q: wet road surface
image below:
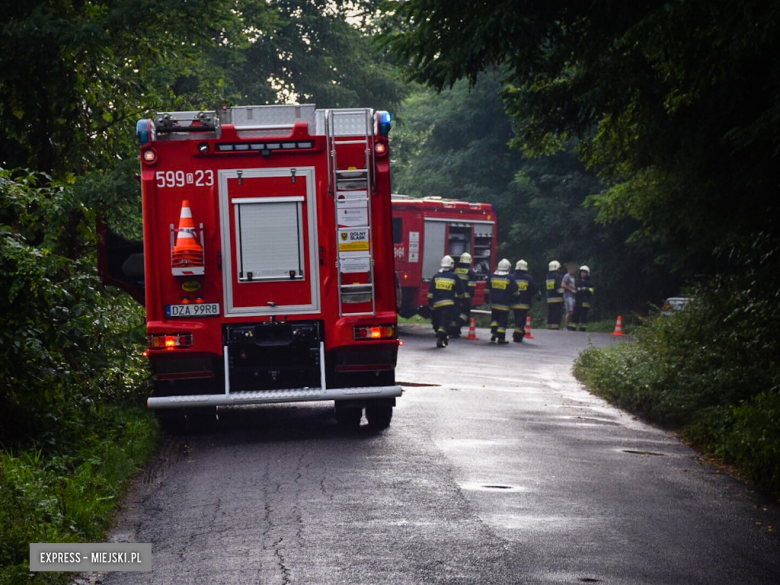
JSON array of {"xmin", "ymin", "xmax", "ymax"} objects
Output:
[{"xmin": 100, "ymin": 325, "xmax": 780, "ymax": 584}]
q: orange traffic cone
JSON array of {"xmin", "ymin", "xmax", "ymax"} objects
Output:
[
  {"xmin": 612, "ymin": 315, "xmax": 625, "ymax": 337},
  {"xmin": 524, "ymin": 316, "xmax": 535, "ymax": 339},
  {"xmin": 466, "ymin": 317, "xmax": 479, "ymax": 340},
  {"xmin": 172, "ymin": 200, "xmax": 203, "ymax": 268}
]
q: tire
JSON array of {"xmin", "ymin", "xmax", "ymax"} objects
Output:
[
  {"xmin": 365, "ymin": 403, "xmax": 393, "ymax": 430},
  {"xmin": 335, "ymin": 403, "xmax": 362, "ymax": 429}
]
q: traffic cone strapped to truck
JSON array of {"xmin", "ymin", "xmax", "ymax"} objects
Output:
[
  {"xmin": 116, "ymin": 104, "xmax": 402, "ymax": 428},
  {"xmin": 171, "ymin": 200, "xmax": 205, "ymax": 276}
]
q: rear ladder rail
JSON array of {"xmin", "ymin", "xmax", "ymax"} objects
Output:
[{"xmin": 326, "ymin": 109, "xmax": 377, "ymax": 318}]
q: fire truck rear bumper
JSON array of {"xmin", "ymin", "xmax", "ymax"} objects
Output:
[{"xmin": 147, "ymin": 385, "xmax": 403, "ymax": 409}]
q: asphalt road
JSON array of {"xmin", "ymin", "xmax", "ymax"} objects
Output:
[{"xmin": 97, "ymin": 325, "xmax": 780, "ymax": 585}]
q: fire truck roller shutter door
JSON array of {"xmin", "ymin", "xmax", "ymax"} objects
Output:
[{"xmin": 422, "ymin": 221, "xmax": 446, "ymax": 280}]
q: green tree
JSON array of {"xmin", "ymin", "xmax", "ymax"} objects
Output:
[
  {"xmin": 0, "ymin": 0, "xmax": 245, "ymax": 179},
  {"xmin": 381, "ymin": 0, "xmax": 780, "ymax": 274},
  {"xmin": 233, "ymin": 0, "xmax": 405, "ymax": 109},
  {"xmin": 393, "ymin": 75, "xmax": 677, "ymax": 312}
]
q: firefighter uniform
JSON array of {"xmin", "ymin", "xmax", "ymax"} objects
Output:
[
  {"xmin": 512, "ymin": 264, "xmax": 539, "ymax": 342},
  {"xmin": 451, "ymin": 256, "xmax": 478, "ymax": 337},
  {"xmin": 546, "ymin": 261, "xmax": 564, "ymax": 329},
  {"xmin": 574, "ymin": 268, "xmax": 594, "ymax": 331},
  {"xmin": 428, "ymin": 258, "xmax": 466, "ymax": 347},
  {"xmin": 486, "ymin": 260, "xmax": 518, "ymax": 344}
]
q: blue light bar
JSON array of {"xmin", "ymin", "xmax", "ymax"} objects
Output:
[
  {"xmin": 136, "ymin": 119, "xmax": 152, "ymax": 146},
  {"xmin": 378, "ymin": 111, "xmax": 392, "ymax": 137}
]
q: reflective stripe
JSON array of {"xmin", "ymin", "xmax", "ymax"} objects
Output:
[
  {"xmin": 491, "ymin": 304, "xmax": 509, "ymax": 311},
  {"xmin": 497, "ymin": 328, "xmax": 506, "ymax": 333},
  {"xmin": 547, "ymin": 298, "xmax": 564, "ymax": 303},
  {"xmin": 459, "ymin": 314, "xmax": 468, "ymax": 321},
  {"xmin": 433, "ymin": 299, "xmax": 455, "ymax": 308},
  {"xmin": 511, "ymin": 304, "xmax": 530, "ymax": 310}
]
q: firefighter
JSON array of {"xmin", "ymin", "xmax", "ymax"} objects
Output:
[
  {"xmin": 428, "ymin": 255, "xmax": 465, "ymax": 348},
  {"xmin": 511, "ymin": 259, "xmax": 540, "ymax": 342},
  {"xmin": 546, "ymin": 260, "xmax": 565, "ymax": 329},
  {"xmin": 451, "ymin": 252, "xmax": 478, "ymax": 337},
  {"xmin": 486, "ymin": 258, "xmax": 518, "ymax": 344},
  {"xmin": 573, "ymin": 265, "xmax": 594, "ymax": 331}
]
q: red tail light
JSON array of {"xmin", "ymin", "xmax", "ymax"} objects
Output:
[
  {"xmin": 353, "ymin": 325, "xmax": 397, "ymax": 341},
  {"xmin": 148, "ymin": 333, "xmax": 194, "ymax": 350}
]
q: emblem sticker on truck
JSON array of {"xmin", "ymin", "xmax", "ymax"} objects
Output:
[
  {"xmin": 338, "ymin": 228, "xmax": 370, "ymax": 252},
  {"xmin": 166, "ymin": 303, "xmax": 221, "ymax": 318}
]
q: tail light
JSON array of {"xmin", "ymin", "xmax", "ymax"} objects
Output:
[
  {"xmin": 353, "ymin": 325, "xmax": 397, "ymax": 341},
  {"xmin": 147, "ymin": 333, "xmax": 194, "ymax": 350}
]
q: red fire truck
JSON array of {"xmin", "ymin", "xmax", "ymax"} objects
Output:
[
  {"xmin": 99, "ymin": 105, "xmax": 401, "ymax": 428},
  {"xmin": 392, "ymin": 195, "xmax": 497, "ymax": 318}
]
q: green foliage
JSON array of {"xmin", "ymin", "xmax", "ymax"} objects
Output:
[
  {"xmin": 382, "ymin": 0, "xmax": 780, "ymax": 275},
  {"xmin": 235, "ymin": 0, "xmax": 406, "ymax": 109},
  {"xmin": 0, "ymin": 170, "xmax": 149, "ymax": 447},
  {"xmin": 0, "ymin": 406, "xmax": 159, "ymax": 584},
  {"xmin": 0, "ymin": 0, "xmax": 243, "ymax": 178},
  {"xmin": 574, "ymin": 275, "xmax": 780, "ymax": 495},
  {"xmin": 392, "ymin": 75, "xmax": 679, "ymax": 314}
]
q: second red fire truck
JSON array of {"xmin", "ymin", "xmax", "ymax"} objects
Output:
[
  {"xmin": 99, "ymin": 104, "xmax": 401, "ymax": 428},
  {"xmin": 391, "ymin": 195, "xmax": 497, "ymax": 318}
]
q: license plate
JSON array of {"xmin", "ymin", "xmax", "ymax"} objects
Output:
[{"xmin": 166, "ymin": 303, "xmax": 221, "ymax": 318}]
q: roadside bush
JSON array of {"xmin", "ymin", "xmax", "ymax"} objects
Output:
[
  {"xmin": 574, "ymin": 275, "xmax": 780, "ymax": 496},
  {"xmin": 0, "ymin": 406, "xmax": 158, "ymax": 585},
  {"xmin": 0, "ymin": 171, "xmax": 156, "ymax": 584},
  {"xmin": 0, "ymin": 170, "xmax": 149, "ymax": 447}
]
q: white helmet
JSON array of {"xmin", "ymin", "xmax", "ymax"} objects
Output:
[
  {"xmin": 460, "ymin": 252, "xmax": 472, "ymax": 264},
  {"xmin": 497, "ymin": 258, "xmax": 512, "ymax": 272},
  {"xmin": 515, "ymin": 259, "xmax": 528, "ymax": 271},
  {"xmin": 548, "ymin": 260, "xmax": 561, "ymax": 271},
  {"xmin": 579, "ymin": 265, "xmax": 590, "ymax": 274},
  {"xmin": 440, "ymin": 255, "xmax": 455, "ymax": 270}
]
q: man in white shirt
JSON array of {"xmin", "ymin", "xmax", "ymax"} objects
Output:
[{"xmin": 561, "ymin": 263, "xmax": 578, "ymax": 331}]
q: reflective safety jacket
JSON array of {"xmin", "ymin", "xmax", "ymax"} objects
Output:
[
  {"xmin": 427, "ymin": 269, "xmax": 466, "ymax": 309},
  {"xmin": 454, "ymin": 263, "xmax": 478, "ymax": 299},
  {"xmin": 576, "ymin": 275, "xmax": 594, "ymax": 309},
  {"xmin": 546, "ymin": 270, "xmax": 564, "ymax": 304},
  {"xmin": 512, "ymin": 270, "xmax": 539, "ymax": 310},
  {"xmin": 485, "ymin": 272, "xmax": 519, "ymax": 311}
]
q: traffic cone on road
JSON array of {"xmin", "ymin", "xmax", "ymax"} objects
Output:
[
  {"xmin": 172, "ymin": 200, "xmax": 203, "ymax": 268},
  {"xmin": 524, "ymin": 316, "xmax": 535, "ymax": 339},
  {"xmin": 612, "ymin": 315, "xmax": 625, "ymax": 337},
  {"xmin": 466, "ymin": 317, "xmax": 479, "ymax": 340}
]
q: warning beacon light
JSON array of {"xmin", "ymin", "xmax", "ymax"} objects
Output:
[{"xmin": 378, "ymin": 111, "xmax": 392, "ymax": 137}]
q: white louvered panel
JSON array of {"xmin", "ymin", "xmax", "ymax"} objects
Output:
[{"xmin": 234, "ymin": 200, "xmax": 305, "ymax": 280}]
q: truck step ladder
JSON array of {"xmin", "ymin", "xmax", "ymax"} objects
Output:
[{"xmin": 326, "ymin": 109, "xmax": 377, "ymax": 318}]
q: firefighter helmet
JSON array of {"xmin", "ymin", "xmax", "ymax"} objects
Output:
[
  {"xmin": 548, "ymin": 260, "xmax": 561, "ymax": 271},
  {"xmin": 440, "ymin": 255, "xmax": 455, "ymax": 270},
  {"xmin": 580, "ymin": 265, "xmax": 590, "ymax": 274},
  {"xmin": 515, "ymin": 259, "xmax": 528, "ymax": 271},
  {"xmin": 498, "ymin": 259, "xmax": 512, "ymax": 272},
  {"xmin": 460, "ymin": 252, "xmax": 472, "ymax": 264}
]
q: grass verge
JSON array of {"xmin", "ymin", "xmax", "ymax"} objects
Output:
[
  {"xmin": 0, "ymin": 405, "xmax": 159, "ymax": 585},
  {"xmin": 573, "ymin": 278, "xmax": 780, "ymax": 499}
]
